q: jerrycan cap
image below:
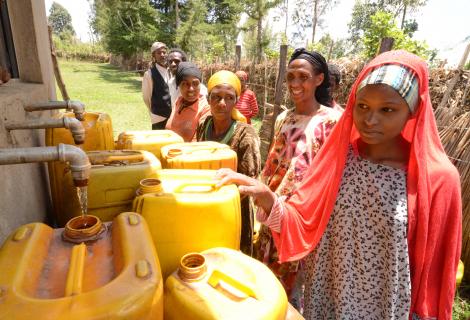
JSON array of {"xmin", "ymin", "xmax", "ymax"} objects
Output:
[
  {"xmin": 63, "ymin": 215, "xmax": 106, "ymax": 243},
  {"xmin": 167, "ymin": 148, "xmax": 183, "ymax": 158},
  {"xmin": 136, "ymin": 178, "xmax": 164, "ymax": 196},
  {"xmin": 178, "ymin": 253, "xmax": 207, "ymax": 282}
]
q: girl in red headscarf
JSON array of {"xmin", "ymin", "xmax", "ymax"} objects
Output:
[
  {"xmin": 216, "ymin": 50, "xmax": 462, "ymax": 319},
  {"xmin": 235, "ymin": 71, "xmax": 259, "ymax": 124}
]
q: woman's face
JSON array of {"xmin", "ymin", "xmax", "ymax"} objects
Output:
[
  {"xmin": 209, "ymin": 84, "xmax": 237, "ymax": 122},
  {"xmin": 286, "ymin": 59, "xmax": 324, "ymax": 106},
  {"xmin": 179, "ymin": 76, "xmax": 200, "ymax": 103},
  {"xmin": 353, "ymin": 84, "xmax": 411, "ymax": 145}
]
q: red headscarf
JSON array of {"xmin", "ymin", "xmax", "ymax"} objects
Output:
[{"xmin": 272, "ymin": 50, "xmax": 462, "ymax": 319}]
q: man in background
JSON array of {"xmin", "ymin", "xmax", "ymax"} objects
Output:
[{"xmin": 142, "ymin": 42, "xmax": 172, "ymax": 129}]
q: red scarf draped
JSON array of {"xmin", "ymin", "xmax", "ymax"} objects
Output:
[{"xmin": 272, "ymin": 50, "xmax": 462, "ymax": 319}]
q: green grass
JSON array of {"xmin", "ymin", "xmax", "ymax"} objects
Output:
[
  {"xmin": 57, "ymin": 60, "xmax": 470, "ymax": 317},
  {"xmin": 57, "ymin": 59, "xmax": 151, "ymax": 138}
]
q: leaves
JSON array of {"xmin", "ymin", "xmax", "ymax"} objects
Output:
[{"xmin": 48, "ymin": 2, "xmax": 76, "ymax": 40}]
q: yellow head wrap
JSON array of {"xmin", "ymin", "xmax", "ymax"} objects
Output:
[
  {"xmin": 207, "ymin": 70, "xmax": 246, "ymax": 123},
  {"xmin": 207, "ymin": 70, "xmax": 241, "ymax": 97}
]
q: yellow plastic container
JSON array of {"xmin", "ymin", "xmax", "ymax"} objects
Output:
[
  {"xmin": 160, "ymin": 141, "xmax": 237, "ymax": 170},
  {"xmin": 115, "ymin": 130, "xmax": 184, "ymax": 160},
  {"xmin": 0, "ymin": 213, "xmax": 163, "ymax": 320},
  {"xmin": 164, "ymin": 247, "xmax": 288, "ymax": 320},
  {"xmin": 58, "ymin": 150, "xmax": 161, "ymax": 225},
  {"xmin": 47, "ymin": 111, "xmax": 115, "ymax": 222},
  {"xmin": 132, "ymin": 169, "xmax": 241, "ymax": 278}
]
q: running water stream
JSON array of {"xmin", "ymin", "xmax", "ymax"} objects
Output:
[{"xmin": 76, "ymin": 186, "xmax": 88, "ymax": 218}]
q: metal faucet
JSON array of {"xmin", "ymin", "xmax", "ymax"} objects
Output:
[
  {"xmin": 24, "ymin": 100, "xmax": 86, "ymax": 121},
  {"xmin": 4, "ymin": 117, "xmax": 86, "ymax": 145},
  {"xmin": 0, "ymin": 144, "xmax": 91, "ymax": 186}
]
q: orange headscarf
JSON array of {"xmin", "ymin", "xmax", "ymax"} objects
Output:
[{"xmin": 272, "ymin": 50, "xmax": 462, "ymax": 319}]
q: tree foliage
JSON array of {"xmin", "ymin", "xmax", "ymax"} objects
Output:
[
  {"xmin": 90, "ymin": 0, "xmax": 160, "ymax": 59},
  {"xmin": 362, "ymin": 10, "xmax": 430, "ymax": 59},
  {"xmin": 309, "ymin": 34, "xmax": 348, "ymax": 60},
  {"xmin": 48, "ymin": 2, "xmax": 76, "ymax": 41},
  {"xmin": 176, "ymin": 0, "xmax": 242, "ymax": 62},
  {"xmin": 348, "ymin": 0, "xmax": 427, "ymax": 54},
  {"xmin": 243, "ymin": 0, "xmax": 283, "ymax": 63}
]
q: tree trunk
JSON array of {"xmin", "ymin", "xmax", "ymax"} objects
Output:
[
  {"xmin": 311, "ymin": 0, "xmax": 318, "ymax": 44},
  {"xmin": 256, "ymin": 11, "xmax": 263, "ymax": 64},
  {"xmin": 175, "ymin": 0, "xmax": 180, "ymax": 29},
  {"xmin": 235, "ymin": 45, "xmax": 241, "ymax": 70},
  {"xmin": 400, "ymin": 4, "xmax": 407, "ymax": 29},
  {"xmin": 284, "ymin": 0, "xmax": 288, "ymax": 39}
]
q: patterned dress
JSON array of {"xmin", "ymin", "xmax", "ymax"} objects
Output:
[
  {"xmin": 302, "ymin": 147, "xmax": 411, "ymax": 319},
  {"xmin": 256, "ymin": 105, "xmax": 341, "ymax": 301}
]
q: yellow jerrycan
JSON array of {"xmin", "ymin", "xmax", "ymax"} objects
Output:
[
  {"xmin": 164, "ymin": 247, "xmax": 288, "ymax": 320},
  {"xmin": 59, "ymin": 150, "xmax": 161, "ymax": 225},
  {"xmin": 115, "ymin": 130, "xmax": 184, "ymax": 160},
  {"xmin": 0, "ymin": 213, "xmax": 163, "ymax": 320},
  {"xmin": 160, "ymin": 141, "xmax": 237, "ymax": 170},
  {"xmin": 47, "ymin": 111, "xmax": 114, "ymax": 223},
  {"xmin": 132, "ymin": 170, "xmax": 241, "ymax": 279}
]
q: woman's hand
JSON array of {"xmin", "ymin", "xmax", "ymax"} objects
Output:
[{"xmin": 215, "ymin": 168, "xmax": 277, "ymax": 213}]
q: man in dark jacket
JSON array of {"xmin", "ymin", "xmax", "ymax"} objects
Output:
[{"xmin": 142, "ymin": 42, "xmax": 172, "ymax": 129}]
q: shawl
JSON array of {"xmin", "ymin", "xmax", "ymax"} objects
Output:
[{"xmin": 272, "ymin": 50, "xmax": 462, "ymax": 319}]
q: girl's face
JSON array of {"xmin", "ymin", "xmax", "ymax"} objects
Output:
[
  {"xmin": 286, "ymin": 59, "xmax": 324, "ymax": 105},
  {"xmin": 209, "ymin": 84, "xmax": 237, "ymax": 122},
  {"xmin": 179, "ymin": 76, "xmax": 200, "ymax": 103},
  {"xmin": 353, "ymin": 84, "xmax": 411, "ymax": 145},
  {"xmin": 237, "ymin": 76, "xmax": 247, "ymax": 92}
]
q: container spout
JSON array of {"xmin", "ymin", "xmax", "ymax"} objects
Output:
[
  {"xmin": 63, "ymin": 215, "xmax": 105, "ymax": 243},
  {"xmin": 4, "ymin": 117, "xmax": 86, "ymax": 144},
  {"xmin": 24, "ymin": 100, "xmax": 86, "ymax": 121},
  {"xmin": 0, "ymin": 143, "xmax": 91, "ymax": 187}
]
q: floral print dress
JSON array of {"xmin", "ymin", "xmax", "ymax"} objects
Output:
[
  {"xmin": 303, "ymin": 146, "xmax": 411, "ymax": 319},
  {"xmin": 255, "ymin": 105, "xmax": 341, "ymax": 302}
]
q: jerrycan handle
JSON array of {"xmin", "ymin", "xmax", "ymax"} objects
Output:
[
  {"xmin": 186, "ymin": 146, "xmax": 218, "ymax": 154},
  {"xmin": 208, "ymin": 269, "xmax": 258, "ymax": 300},
  {"xmin": 173, "ymin": 182, "xmax": 217, "ymax": 193}
]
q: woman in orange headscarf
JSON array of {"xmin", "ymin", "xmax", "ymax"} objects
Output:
[{"xmin": 216, "ymin": 50, "xmax": 462, "ymax": 319}]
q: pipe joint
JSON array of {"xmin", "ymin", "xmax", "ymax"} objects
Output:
[
  {"xmin": 58, "ymin": 144, "xmax": 91, "ymax": 186},
  {"xmin": 24, "ymin": 100, "xmax": 86, "ymax": 121},
  {"xmin": 63, "ymin": 117, "xmax": 86, "ymax": 144}
]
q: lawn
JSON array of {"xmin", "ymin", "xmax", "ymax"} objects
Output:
[
  {"xmin": 56, "ymin": 59, "xmax": 151, "ymax": 137},
  {"xmin": 56, "ymin": 59, "xmax": 469, "ymax": 319}
]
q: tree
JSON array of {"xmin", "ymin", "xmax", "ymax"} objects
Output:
[
  {"xmin": 310, "ymin": 34, "xmax": 348, "ymax": 60},
  {"xmin": 347, "ymin": 0, "xmax": 427, "ymax": 54},
  {"xmin": 48, "ymin": 2, "xmax": 75, "ymax": 41},
  {"xmin": 291, "ymin": 0, "xmax": 337, "ymax": 45},
  {"xmin": 175, "ymin": 0, "xmax": 242, "ymax": 62},
  {"xmin": 243, "ymin": 0, "xmax": 283, "ymax": 63},
  {"xmin": 91, "ymin": 0, "xmax": 160, "ymax": 59},
  {"xmin": 361, "ymin": 10, "xmax": 430, "ymax": 59}
]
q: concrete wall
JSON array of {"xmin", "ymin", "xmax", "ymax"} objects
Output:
[{"xmin": 0, "ymin": 0, "xmax": 56, "ymax": 242}]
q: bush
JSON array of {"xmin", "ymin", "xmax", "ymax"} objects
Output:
[{"xmin": 53, "ymin": 35, "xmax": 109, "ymax": 63}]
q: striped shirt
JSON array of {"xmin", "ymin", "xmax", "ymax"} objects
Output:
[{"xmin": 235, "ymin": 89, "xmax": 258, "ymax": 124}]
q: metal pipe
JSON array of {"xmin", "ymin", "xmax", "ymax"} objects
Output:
[
  {"xmin": 4, "ymin": 117, "xmax": 86, "ymax": 144},
  {"xmin": 0, "ymin": 144, "xmax": 91, "ymax": 186},
  {"xmin": 24, "ymin": 100, "xmax": 85, "ymax": 121}
]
